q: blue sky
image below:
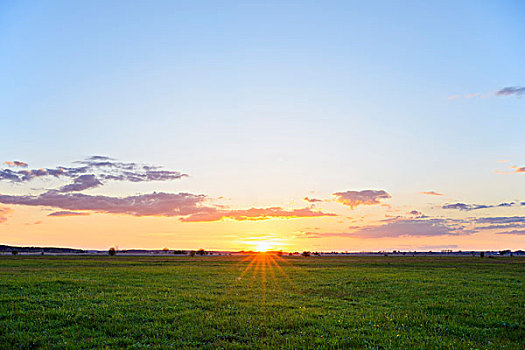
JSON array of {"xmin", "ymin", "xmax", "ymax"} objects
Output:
[{"xmin": 0, "ymin": 1, "xmax": 524, "ymax": 250}]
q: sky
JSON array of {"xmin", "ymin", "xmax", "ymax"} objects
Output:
[{"xmin": 1, "ymin": 0, "xmax": 524, "ymax": 252}]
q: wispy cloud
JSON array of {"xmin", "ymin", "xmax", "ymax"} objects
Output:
[
  {"xmin": 181, "ymin": 207, "xmax": 336, "ymax": 222},
  {"xmin": 442, "ymin": 202, "xmax": 519, "ymax": 211},
  {"xmin": 303, "ymin": 197, "xmax": 323, "ymax": 203},
  {"xmin": 511, "ymin": 166, "xmax": 525, "ymax": 173},
  {"xmin": 420, "ymin": 191, "xmax": 443, "ymax": 196},
  {"xmin": 474, "ymin": 216, "xmax": 525, "ymax": 224},
  {"xmin": 448, "ymin": 86, "xmax": 525, "ymax": 100},
  {"xmin": 495, "ymin": 86, "xmax": 525, "ymax": 97},
  {"xmin": 333, "ymin": 190, "xmax": 391, "ymax": 209},
  {"xmin": 48, "ymin": 211, "xmax": 91, "ymax": 217},
  {"xmin": 305, "ymin": 218, "xmax": 475, "ymax": 239},
  {"xmin": 4, "ymin": 161, "xmax": 28, "ymax": 168},
  {"xmin": 494, "ymin": 229, "xmax": 525, "ymax": 235},
  {"xmin": 0, "ymin": 207, "xmax": 12, "ymax": 223}
]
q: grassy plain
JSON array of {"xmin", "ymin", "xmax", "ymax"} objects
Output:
[{"xmin": 0, "ymin": 254, "xmax": 523, "ymax": 349}]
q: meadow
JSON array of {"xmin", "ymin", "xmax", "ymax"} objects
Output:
[{"xmin": 0, "ymin": 254, "xmax": 523, "ymax": 349}]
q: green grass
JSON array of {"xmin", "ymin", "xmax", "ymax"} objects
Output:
[{"xmin": 0, "ymin": 255, "xmax": 523, "ymax": 349}]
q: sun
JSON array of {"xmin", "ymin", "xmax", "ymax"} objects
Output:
[{"xmin": 254, "ymin": 241, "xmax": 274, "ymax": 252}]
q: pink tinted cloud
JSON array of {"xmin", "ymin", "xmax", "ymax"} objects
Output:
[
  {"xmin": 0, "ymin": 207, "xmax": 12, "ymax": 223},
  {"xmin": 333, "ymin": 190, "xmax": 391, "ymax": 209},
  {"xmin": 181, "ymin": 207, "xmax": 336, "ymax": 222},
  {"xmin": 48, "ymin": 211, "xmax": 91, "ymax": 217},
  {"xmin": 420, "ymin": 191, "xmax": 444, "ymax": 196},
  {"xmin": 512, "ymin": 166, "xmax": 525, "ymax": 173},
  {"xmin": 0, "ymin": 191, "xmax": 335, "ymax": 222},
  {"xmin": 0, "ymin": 191, "xmax": 208, "ymax": 217},
  {"xmin": 305, "ymin": 218, "xmax": 475, "ymax": 239},
  {"xmin": 303, "ymin": 196, "xmax": 323, "ymax": 203},
  {"xmin": 4, "ymin": 161, "xmax": 28, "ymax": 168}
]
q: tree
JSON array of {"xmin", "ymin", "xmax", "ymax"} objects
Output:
[
  {"xmin": 11, "ymin": 250, "xmax": 18, "ymax": 256},
  {"xmin": 108, "ymin": 247, "xmax": 116, "ymax": 256},
  {"xmin": 197, "ymin": 249, "xmax": 205, "ymax": 256},
  {"xmin": 189, "ymin": 251, "xmax": 196, "ymax": 257},
  {"xmin": 302, "ymin": 251, "xmax": 311, "ymax": 257}
]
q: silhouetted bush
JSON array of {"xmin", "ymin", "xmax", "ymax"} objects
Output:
[
  {"xmin": 11, "ymin": 250, "xmax": 18, "ymax": 256},
  {"xmin": 302, "ymin": 251, "xmax": 311, "ymax": 257},
  {"xmin": 189, "ymin": 251, "xmax": 196, "ymax": 257},
  {"xmin": 480, "ymin": 252, "xmax": 485, "ymax": 258},
  {"xmin": 197, "ymin": 249, "xmax": 205, "ymax": 256},
  {"xmin": 173, "ymin": 250, "xmax": 186, "ymax": 255},
  {"xmin": 108, "ymin": 247, "xmax": 116, "ymax": 256}
]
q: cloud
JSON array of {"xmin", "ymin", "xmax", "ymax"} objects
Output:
[
  {"xmin": 333, "ymin": 190, "xmax": 391, "ymax": 208},
  {"xmin": 474, "ymin": 216, "xmax": 525, "ymax": 224},
  {"xmin": 496, "ymin": 86, "xmax": 525, "ymax": 97},
  {"xmin": 48, "ymin": 211, "xmax": 91, "ymax": 217},
  {"xmin": 420, "ymin": 191, "xmax": 443, "ymax": 196},
  {"xmin": 0, "ymin": 207, "xmax": 12, "ymax": 223},
  {"xmin": 181, "ymin": 207, "xmax": 336, "ymax": 222},
  {"xmin": 442, "ymin": 202, "xmax": 518, "ymax": 211},
  {"xmin": 0, "ymin": 191, "xmax": 208, "ymax": 217},
  {"xmin": 449, "ymin": 86, "xmax": 524, "ymax": 100},
  {"xmin": 495, "ymin": 229, "xmax": 525, "ymax": 235},
  {"xmin": 305, "ymin": 218, "xmax": 475, "ymax": 239},
  {"xmin": 418, "ymin": 244, "xmax": 458, "ymax": 250},
  {"xmin": 58, "ymin": 174, "xmax": 103, "ymax": 192},
  {"xmin": 303, "ymin": 197, "xmax": 323, "ymax": 203},
  {"xmin": 0, "ymin": 156, "xmax": 187, "ymax": 187},
  {"xmin": 408, "ymin": 210, "xmax": 427, "ymax": 218},
  {"xmin": 511, "ymin": 166, "xmax": 525, "ymax": 173},
  {"xmin": 0, "ymin": 191, "xmax": 334, "ymax": 222},
  {"xmin": 4, "ymin": 161, "xmax": 28, "ymax": 168}
]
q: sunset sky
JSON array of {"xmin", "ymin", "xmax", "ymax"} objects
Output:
[{"xmin": 1, "ymin": 1, "xmax": 524, "ymax": 251}]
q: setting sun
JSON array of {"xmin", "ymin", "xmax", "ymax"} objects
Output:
[{"xmin": 254, "ymin": 241, "xmax": 274, "ymax": 252}]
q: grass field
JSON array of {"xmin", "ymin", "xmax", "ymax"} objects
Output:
[{"xmin": 0, "ymin": 255, "xmax": 523, "ymax": 349}]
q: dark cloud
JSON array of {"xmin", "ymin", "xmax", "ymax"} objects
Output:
[
  {"xmin": 305, "ymin": 218, "xmax": 475, "ymax": 239},
  {"xmin": 475, "ymin": 223, "xmax": 525, "ymax": 230},
  {"xmin": 496, "ymin": 86, "xmax": 525, "ymax": 97},
  {"xmin": 48, "ymin": 211, "xmax": 91, "ymax": 217},
  {"xmin": 443, "ymin": 202, "xmax": 518, "ymax": 211},
  {"xmin": 409, "ymin": 210, "xmax": 423, "ymax": 216},
  {"xmin": 181, "ymin": 207, "xmax": 336, "ymax": 222},
  {"xmin": 474, "ymin": 216, "xmax": 525, "ymax": 224},
  {"xmin": 303, "ymin": 197, "xmax": 323, "ymax": 203},
  {"xmin": 58, "ymin": 175, "xmax": 102, "ymax": 192},
  {"xmin": 4, "ymin": 161, "xmax": 28, "ymax": 168},
  {"xmin": 495, "ymin": 229, "xmax": 525, "ymax": 235},
  {"xmin": 0, "ymin": 156, "xmax": 187, "ymax": 190},
  {"xmin": 0, "ymin": 191, "xmax": 207, "ymax": 217},
  {"xmin": 0, "ymin": 190, "xmax": 335, "ymax": 222},
  {"xmin": 333, "ymin": 190, "xmax": 391, "ymax": 208}
]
